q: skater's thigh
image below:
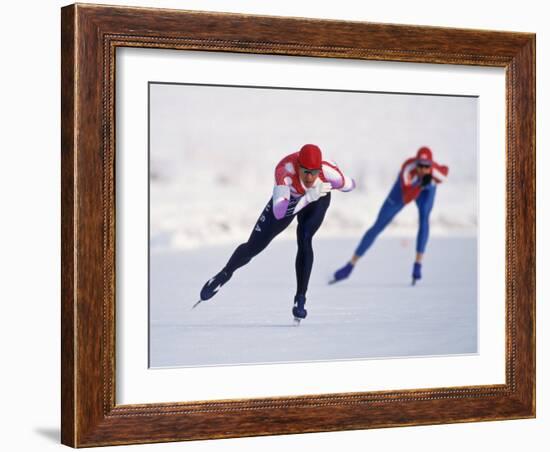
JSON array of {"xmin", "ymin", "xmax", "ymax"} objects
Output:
[
  {"xmin": 416, "ymin": 185, "xmax": 437, "ymax": 218},
  {"xmin": 297, "ymin": 193, "xmax": 331, "ymax": 236},
  {"xmin": 247, "ymin": 200, "xmax": 294, "ymax": 246},
  {"xmin": 374, "ymin": 197, "xmax": 403, "ymax": 227}
]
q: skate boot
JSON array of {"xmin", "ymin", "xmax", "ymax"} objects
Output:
[
  {"xmin": 193, "ymin": 269, "xmax": 232, "ymax": 308},
  {"xmin": 330, "ymin": 262, "xmax": 354, "ymax": 284},
  {"xmin": 412, "ymin": 262, "xmax": 422, "ymax": 286},
  {"xmin": 292, "ymin": 294, "xmax": 308, "ymax": 325}
]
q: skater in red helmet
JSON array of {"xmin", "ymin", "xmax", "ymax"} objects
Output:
[
  {"xmin": 331, "ymin": 147, "xmax": 449, "ymax": 285},
  {"xmin": 196, "ymin": 144, "xmax": 355, "ymax": 323}
]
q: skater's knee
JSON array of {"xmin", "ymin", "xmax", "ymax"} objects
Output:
[
  {"xmin": 297, "ymin": 232, "xmax": 314, "ymax": 249},
  {"xmin": 297, "ymin": 233, "xmax": 314, "ymax": 256},
  {"xmin": 363, "ymin": 225, "xmax": 381, "ymax": 243},
  {"xmin": 418, "ymin": 209, "xmax": 431, "ymax": 225},
  {"xmin": 233, "ymin": 242, "xmax": 258, "ymax": 265},
  {"xmin": 373, "ymin": 213, "xmax": 393, "ymax": 233},
  {"xmin": 418, "ymin": 201, "xmax": 434, "ymax": 218},
  {"xmin": 236, "ymin": 242, "xmax": 251, "ymax": 255},
  {"xmin": 419, "ymin": 215, "xmax": 430, "ymax": 230},
  {"xmin": 243, "ymin": 238, "xmax": 270, "ymax": 256}
]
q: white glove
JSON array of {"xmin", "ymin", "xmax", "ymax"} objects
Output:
[
  {"xmin": 292, "ymin": 182, "xmax": 332, "ymax": 215},
  {"xmin": 304, "ymin": 182, "xmax": 332, "ymax": 203}
]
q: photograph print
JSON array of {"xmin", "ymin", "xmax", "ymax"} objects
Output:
[{"xmin": 148, "ymin": 82, "xmax": 477, "ymax": 368}]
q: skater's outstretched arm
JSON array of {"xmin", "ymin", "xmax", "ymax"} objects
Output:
[
  {"xmin": 292, "ymin": 160, "xmax": 355, "ymax": 215},
  {"xmin": 321, "ymin": 160, "xmax": 356, "ymax": 192}
]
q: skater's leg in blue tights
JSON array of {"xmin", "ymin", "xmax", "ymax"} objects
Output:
[
  {"xmin": 224, "ymin": 200, "xmax": 294, "ymax": 275},
  {"xmin": 295, "ymin": 193, "xmax": 331, "ymax": 296},
  {"xmin": 354, "ymin": 197, "xmax": 404, "ymax": 258},
  {"xmin": 415, "ymin": 184, "xmax": 436, "ymax": 254}
]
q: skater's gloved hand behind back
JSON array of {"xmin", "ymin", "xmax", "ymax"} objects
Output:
[{"xmin": 304, "ymin": 182, "xmax": 332, "ymax": 203}]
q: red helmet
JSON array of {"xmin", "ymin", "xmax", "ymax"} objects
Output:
[
  {"xmin": 298, "ymin": 144, "xmax": 322, "ymax": 170},
  {"xmin": 416, "ymin": 146, "xmax": 433, "ymax": 165}
]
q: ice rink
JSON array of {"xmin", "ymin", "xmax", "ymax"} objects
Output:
[
  {"xmin": 149, "ymin": 236, "xmax": 477, "ymax": 368},
  {"xmin": 147, "ymin": 83, "xmax": 479, "ymax": 369}
]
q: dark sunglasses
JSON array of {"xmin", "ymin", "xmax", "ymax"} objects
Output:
[
  {"xmin": 416, "ymin": 163, "xmax": 432, "ymax": 169},
  {"xmin": 300, "ymin": 166, "xmax": 321, "ymax": 176}
]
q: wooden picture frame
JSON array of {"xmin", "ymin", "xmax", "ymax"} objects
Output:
[{"xmin": 61, "ymin": 3, "xmax": 535, "ymax": 447}]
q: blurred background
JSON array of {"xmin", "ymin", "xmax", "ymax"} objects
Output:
[{"xmin": 149, "ymin": 83, "xmax": 477, "ymax": 251}]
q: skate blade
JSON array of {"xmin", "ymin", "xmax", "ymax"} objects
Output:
[
  {"xmin": 293, "ymin": 318, "xmax": 301, "ymax": 327},
  {"xmin": 192, "ymin": 299, "xmax": 203, "ymax": 310}
]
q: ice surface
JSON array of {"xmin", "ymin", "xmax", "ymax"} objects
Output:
[{"xmin": 149, "ymin": 237, "xmax": 477, "ymax": 368}]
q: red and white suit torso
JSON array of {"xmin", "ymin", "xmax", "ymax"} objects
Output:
[
  {"xmin": 399, "ymin": 157, "xmax": 449, "ymax": 204},
  {"xmin": 271, "ymin": 152, "xmax": 355, "ymax": 219}
]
